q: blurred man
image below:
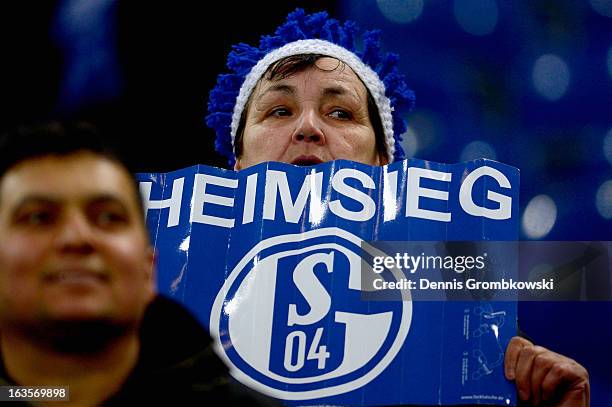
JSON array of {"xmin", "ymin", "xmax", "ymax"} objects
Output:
[
  {"xmin": 0, "ymin": 122, "xmax": 275, "ymax": 406},
  {"xmin": 207, "ymin": 9, "xmax": 590, "ymax": 406}
]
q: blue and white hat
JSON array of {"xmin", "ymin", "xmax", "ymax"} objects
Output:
[{"xmin": 206, "ymin": 9, "xmax": 415, "ymax": 167}]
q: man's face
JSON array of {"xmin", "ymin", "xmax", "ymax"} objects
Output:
[
  {"xmin": 0, "ymin": 152, "xmax": 155, "ymax": 332},
  {"xmin": 236, "ymin": 57, "xmax": 385, "ymax": 170}
]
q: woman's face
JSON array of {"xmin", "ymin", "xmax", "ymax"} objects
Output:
[{"xmin": 235, "ymin": 57, "xmax": 386, "ymax": 169}]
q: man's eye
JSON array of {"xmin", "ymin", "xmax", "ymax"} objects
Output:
[
  {"xmin": 269, "ymin": 107, "xmax": 291, "ymax": 117},
  {"xmin": 329, "ymin": 109, "xmax": 352, "ymax": 120},
  {"xmin": 20, "ymin": 211, "xmax": 56, "ymax": 226},
  {"xmin": 94, "ymin": 211, "xmax": 129, "ymax": 227}
]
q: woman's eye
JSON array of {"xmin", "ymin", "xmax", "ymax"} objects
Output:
[
  {"xmin": 269, "ymin": 107, "xmax": 291, "ymax": 117},
  {"xmin": 329, "ymin": 109, "xmax": 351, "ymax": 120}
]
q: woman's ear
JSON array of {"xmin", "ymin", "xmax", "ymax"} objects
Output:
[{"xmin": 378, "ymin": 151, "xmax": 389, "ymax": 166}]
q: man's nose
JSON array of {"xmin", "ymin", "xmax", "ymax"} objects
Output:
[
  {"xmin": 55, "ymin": 211, "xmax": 95, "ymax": 254},
  {"xmin": 292, "ymin": 109, "xmax": 326, "ymax": 144}
]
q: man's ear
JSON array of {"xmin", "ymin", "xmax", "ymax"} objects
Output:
[{"xmin": 145, "ymin": 246, "xmax": 157, "ymax": 298}]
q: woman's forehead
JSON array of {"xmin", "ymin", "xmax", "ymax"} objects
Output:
[
  {"xmin": 313, "ymin": 56, "xmax": 345, "ymax": 71},
  {"xmin": 254, "ymin": 57, "xmax": 367, "ymax": 100}
]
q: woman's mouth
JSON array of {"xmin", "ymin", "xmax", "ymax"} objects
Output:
[{"xmin": 291, "ymin": 155, "xmax": 324, "ymax": 166}]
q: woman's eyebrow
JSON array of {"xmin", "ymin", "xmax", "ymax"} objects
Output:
[
  {"xmin": 322, "ymin": 85, "xmax": 361, "ymax": 103},
  {"xmin": 322, "ymin": 86, "xmax": 346, "ymax": 96},
  {"xmin": 256, "ymin": 84, "xmax": 295, "ymax": 102}
]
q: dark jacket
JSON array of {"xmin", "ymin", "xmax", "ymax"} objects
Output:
[
  {"xmin": 0, "ymin": 295, "xmax": 278, "ymax": 406},
  {"xmin": 105, "ymin": 295, "xmax": 278, "ymax": 405}
]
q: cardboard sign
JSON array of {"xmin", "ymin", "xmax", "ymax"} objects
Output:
[{"xmin": 137, "ymin": 158, "xmax": 519, "ymax": 406}]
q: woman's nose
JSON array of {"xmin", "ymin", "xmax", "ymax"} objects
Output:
[{"xmin": 292, "ymin": 109, "xmax": 325, "ymax": 144}]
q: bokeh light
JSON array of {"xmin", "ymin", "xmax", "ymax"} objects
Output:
[
  {"xmin": 453, "ymin": 0, "xmax": 498, "ymax": 36},
  {"xmin": 532, "ymin": 54, "xmax": 570, "ymax": 101},
  {"xmin": 607, "ymin": 45, "xmax": 612, "ymax": 79},
  {"xmin": 595, "ymin": 180, "xmax": 612, "ymax": 219},
  {"xmin": 377, "ymin": 0, "xmax": 424, "ymax": 24},
  {"xmin": 604, "ymin": 128, "xmax": 612, "ymax": 166},
  {"xmin": 401, "ymin": 126, "xmax": 419, "ymax": 158},
  {"xmin": 404, "ymin": 111, "xmax": 442, "ymax": 155},
  {"xmin": 459, "ymin": 140, "xmax": 497, "ymax": 162},
  {"xmin": 590, "ymin": 0, "xmax": 612, "ymax": 17},
  {"xmin": 522, "ymin": 194, "xmax": 558, "ymax": 239}
]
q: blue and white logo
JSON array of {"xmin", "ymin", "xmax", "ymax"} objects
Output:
[{"xmin": 210, "ymin": 227, "xmax": 412, "ymax": 400}]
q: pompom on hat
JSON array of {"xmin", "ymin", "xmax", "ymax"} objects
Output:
[{"xmin": 206, "ymin": 8, "xmax": 415, "ymax": 167}]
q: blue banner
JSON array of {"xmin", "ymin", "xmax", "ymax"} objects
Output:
[{"xmin": 137, "ymin": 158, "xmax": 519, "ymax": 406}]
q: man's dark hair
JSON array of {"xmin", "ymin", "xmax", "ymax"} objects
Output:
[
  {"xmin": 0, "ymin": 121, "xmax": 145, "ymax": 219},
  {"xmin": 234, "ymin": 54, "xmax": 387, "ymax": 160}
]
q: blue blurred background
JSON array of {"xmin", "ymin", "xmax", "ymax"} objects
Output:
[
  {"xmin": 1, "ymin": 0, "xmax": 610, "ymax": 404},
  {"xmin": 342, "ymin": 0, "xmax": 612, "ymax": 242}
]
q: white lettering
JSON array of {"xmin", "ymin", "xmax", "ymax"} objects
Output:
[
  {"xmin": 287, "ymin": 252, "xmax": 333, "ymax": 326},
  {"xmin": 140, "ymin": 177, "xmax": 184, "ymax": 227},
  {"xmin": 406, "ymin": 167, "xmax": 452, "ymax": 222},
  {"xmin": 329, "ymin": 168, "xmax": 376, "ymax": 221},
  {"xmin": 383, "ymin": 168, "xmax": 399, "ymax": 221},
  {"xmin": 242, "ymin": 173, "xmax": 258, "ymax": 224},
  {"xmin": 190, "ymin": 174, "xmax": 238, "ymax": 228},
  {"xmin": 459, "ymin": 166, "xmax": 512, "ymax": 220},
  {"xmin": 263, "ymin": 170, "xmax": 323, "ymax": 223}
]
